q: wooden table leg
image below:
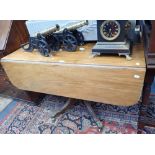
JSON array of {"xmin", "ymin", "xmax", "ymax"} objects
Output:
[
  {"xmin": 50, "ymin": 98, "xmax": 104, "ymax": 132},
  {"xmin": 138, "ymin": 69, "xmax": 155, "ymax": 133},
  {"xmin": 84, "ymin": 101, "xmax": 104, "ymax": 132}
]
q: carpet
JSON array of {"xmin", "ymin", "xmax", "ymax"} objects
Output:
[
  {"xmin": 0, "ymin": 94, "xmax": 142, "ymax": 134},
  {"xmin": 0, "ymin": 96, "xmax": 13, "ymax": 112},
  {"xmin": 0, "ymin": 93, "xmax": 155, "ymax": 134}
]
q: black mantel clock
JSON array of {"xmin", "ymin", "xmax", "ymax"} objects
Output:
[{"xmin": 92, "ymin": 20, "xmax": 139, "ymax": 60}]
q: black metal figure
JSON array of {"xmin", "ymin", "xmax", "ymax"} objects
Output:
[
  {"xmin": 21, "ymin": 20, "xmax": 88, "ymax": 57},
  {"xmin": 22, "ymin": 24, "xmax": 60, "ymax": 57}
]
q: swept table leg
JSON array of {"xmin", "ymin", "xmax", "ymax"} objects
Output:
[{"xmin": 83, "ymin": 101, "xmax": 104, "ymax": 132}]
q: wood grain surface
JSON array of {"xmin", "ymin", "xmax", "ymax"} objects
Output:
[
  {"xmin": 3, "ymin": 43, "xmax": 145, "ymax": 68},
  {"xmin": 1, "ymin": 43, "xmax": 146, "ymax": 106}
]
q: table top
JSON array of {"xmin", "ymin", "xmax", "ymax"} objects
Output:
[{"xmin": 1, "ymin": 43, "xmax": 146, "ymax": 69}]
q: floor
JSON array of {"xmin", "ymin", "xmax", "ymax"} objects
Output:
[{"xmin": 0, "ymin": 92, "xmax": 155, "ymax": 134}]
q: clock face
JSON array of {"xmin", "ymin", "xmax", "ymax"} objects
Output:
[{"xmin": 100, "ymin": 20, "xmax": 121, "ymax": 41}]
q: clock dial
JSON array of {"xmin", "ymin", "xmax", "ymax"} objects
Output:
[{"xmin": 100, "ymin": 20, "xmax": 121, "ymax": 41}]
